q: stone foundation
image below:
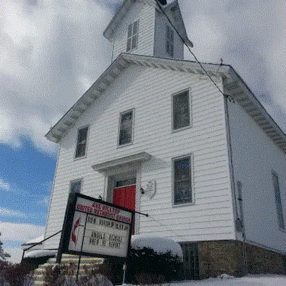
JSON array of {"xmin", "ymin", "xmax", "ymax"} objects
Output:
[{"xmin": 197, "ymin": 240, "xmax": 286, "ymax": 279}]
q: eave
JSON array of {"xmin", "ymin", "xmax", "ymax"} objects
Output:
[
  {"xmin": 46, "ymin": 53, "xmax": 286, "ymax": 154},
  {"xmin": 103, "ymin": 0, "xmax": 135, "ymax": 41},
  {"xmin": 224, "ymin": 68, "xmax": 286, "ymax": 153}
]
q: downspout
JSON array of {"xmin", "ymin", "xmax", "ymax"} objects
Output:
[{"xmin": 223, "ymin": 87, "xmax": 248, "ymax": 275}]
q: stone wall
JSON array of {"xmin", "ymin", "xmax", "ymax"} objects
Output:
[{"xmin": 197, "ymin": 240, "xmax": 285, "ymax": 279}]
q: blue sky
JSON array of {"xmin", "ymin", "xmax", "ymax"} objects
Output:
[
  {"xmin": 1, "ymin": 0, "xmax": 286, "ymax": 263},
  {"xmin": 0, "ymin": 138, "xmax": 55, "ymax": 225}
]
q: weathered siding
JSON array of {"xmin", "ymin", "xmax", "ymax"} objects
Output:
[
  {"xmin": 227, "ymin": 99, "xmax": 286, "ymax": 253},
  {"xmin": 112, "ymin": 2, "xmax": 155, "ymax": 60},
  {"xmin": 44, "ymin": 65, "xmax": 235, "ymax": 249}
]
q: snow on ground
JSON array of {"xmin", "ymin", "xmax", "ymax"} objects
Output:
[{"xmin": 170, "ymin": 275, "xmax": 286, "ymax": 285}]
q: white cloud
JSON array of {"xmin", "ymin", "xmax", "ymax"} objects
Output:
[
  {"xmin": 0, "ymin": 222, "xmax": 45, "ymax": 243},
  {"xmin": 0, "ymin": 0, "xmax": 286, "ymax": 155},
  {"xmin": 37, "ymin": 195, "xmax": 50, "ymax": 207},
  {"xmin": 0, "ymin": 0, "xmax": 113, "ymax": 153},
  {"xmin": 0, "ymin": 207, "xmax": 26, "ymax": 218},
  {"xmin": 0, "ymin": 222, "xmax": 45, "ymax": 263},
  {"xmin": 0, "ymin": 178, "xmax": 10, "ymax": 191},
  {"xmin": 181, "ymin": 0, "xmax": 286, "ymax": 132},
  {"xmin": 5, "ymin": 247, "xmax": 23, "ymax": 264}
]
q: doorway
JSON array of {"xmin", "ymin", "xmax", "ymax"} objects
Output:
[{"xmin": 113, "ymin": 179, "xmax": 136, "ymax": 211}]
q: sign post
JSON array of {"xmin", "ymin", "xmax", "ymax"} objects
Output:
[{"xmin": 57, "ymin": 193, "xmax": 134, "ymax": 267}]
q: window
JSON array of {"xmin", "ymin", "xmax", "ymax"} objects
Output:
[
  {"xmin": 75, "ymin": 126, "xmax": 88, "ymax": 158},
  {"xmin": 118, "ymin": 110, "xmax": 134, "ymax": 146},
  {"xmin": 173, "ymin": 156, "xmax": 192, "ymax": 205},
  {"xmin": 127, "ymin": 21, "xmax": 139, "ymax": 52},
  {"xmin": 272, "ymin": 172, "xmax": 285, "ymax": 229},
  {"xmin": 70, "ymin": 180, "xmax": 82, "ymax": 194},
  {"xmin": 166, "ymin": 25, "xmax": 174, "ymax": 57},
  {"xmin": 173, "ymin": 90, "xmax": 190, "ymax": 130}
]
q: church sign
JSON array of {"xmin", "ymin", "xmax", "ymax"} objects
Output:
[{"xmin": 58, "ymin": 193, "xmax": 134, "ymax": 260}]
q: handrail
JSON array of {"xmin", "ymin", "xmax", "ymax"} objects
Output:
[{"xmin": 21, "ymin": 230, "xmax": 62, "ymax": 263}]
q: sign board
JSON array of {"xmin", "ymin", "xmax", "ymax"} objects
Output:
[{"xmin": 58, "ymin": 193, "xmax": 134, "ymax": 260}]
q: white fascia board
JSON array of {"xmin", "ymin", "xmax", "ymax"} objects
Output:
[
  {"xmin": 226, "ymin": 66, "xmax": 286, "ymax": 152},
  {"xmin": 46, "ymin": 52, "xmax": 286, "ymax": 151},
  {"xmin": 45, "ymin": 55, "xmax": 131, "ymax": 143},
  {"xmin": 103, "ymin": 0, "xmax": 134, "ymax": 41},
  {"xmin": 45, "ymin": 53, "xmax": 229, "ymax": 143},
  {"xmin": 163, "ymin": 0, "xmax": 193, "ymax": 47},
  {"xmin": 92, "ymin": 152, "xmax": 151, "ymax": 173}
]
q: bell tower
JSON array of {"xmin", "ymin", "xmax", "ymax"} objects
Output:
[{"xmin": 103, "ymin": 0, "xmax": 192, "ymax": 61}]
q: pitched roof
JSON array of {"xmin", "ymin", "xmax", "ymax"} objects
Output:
[{"xmin": 45, "ymin": 53, "xmax": 286, "ymax": 154}]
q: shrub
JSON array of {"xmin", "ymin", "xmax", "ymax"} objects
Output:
[
  {"xmin": 43, "ymin": 262, "xmax": 113, "ymax": 286},
  {"xmin": 0, "ymin": 261, "xmax": 34, "ymax": 286},
  {"xmin": 44, "ymin": 262, "xmax": 77, "ymax": 286},
  {"xmin": 126, "ymin": 247, "xmax": 183, "ymax": 284}
]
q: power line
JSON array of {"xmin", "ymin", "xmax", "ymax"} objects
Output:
[{"xmin": 155, "ymin": 0, "xmax": 230, "ymax": 99}]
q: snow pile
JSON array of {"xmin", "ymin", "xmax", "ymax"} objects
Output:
[
  {"xmin": 24, "ymin": 249, "xmax": 57, "ymax": 258},
  {"xmin": 170, "ymin": 274, "xmax": 286, "ymax": 285},
  {"xmin": 131, "ymin": 235, "xmax": 183, "ymax": 259},
  {"xmin": 22, "ymin": 235, "xmax": 44, "ymax": 251}
]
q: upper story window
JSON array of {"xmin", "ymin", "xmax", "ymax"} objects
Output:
[
  {"xmin": 173, "ymin": 156, "xmax": 193, "ymax": 205},
  {"xmin": 70, "ymin": 179, "xmax": 82, "ymax": 194},
  {"xmin": 172, "ymin": 90, "xmax": 190, "ymax": 130},
  {"xmin": 166, "ymin": 25, "xmax": 174, "ymax": 57},
  {"xmin": 272, "ymin": 172, "xmax": 285, "ymax": 230},
  {"xmin": 75, "ymin": 126, "xmax": 88, "ymax": 158},
  {"xmin": 118, "ymin": 109, "xmax": 134, "ymax": 146},
  {"xmin": 127, "ymin": 21, "xmax": 139, "ymax": 52}
]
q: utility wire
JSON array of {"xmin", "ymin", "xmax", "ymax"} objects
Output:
[{"xmin": 155, "ymin": 0, "xmax": 230, "ymax": 99}]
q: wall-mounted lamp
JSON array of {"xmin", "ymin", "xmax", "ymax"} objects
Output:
[{"xmin": 140, "ymin": 180, "xmax": 156, "ymax": 198}]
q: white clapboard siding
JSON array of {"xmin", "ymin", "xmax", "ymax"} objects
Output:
[
  {"xmin": 227, "ymin": 99, "xmax": 286, "ymax": 254},
  {"xmin": 44, "ymin": 64, "xmax": 235, "ymax": 250},
  {"xmin": 112, "ymin": 2, "xmax": 155, "ymax": 60}
]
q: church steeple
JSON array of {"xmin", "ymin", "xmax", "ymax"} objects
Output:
[{"xmin": 103, "ymin": 0, "xmax": 192, "ymax": 61}]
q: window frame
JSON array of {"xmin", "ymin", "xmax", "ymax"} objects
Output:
[
  {"xmin": 272, "ymin": 171, "xmax": 285, "ymax": 230},
  {"xmin": 74, "ymin": 125, "xmax": 89, "ymax": 159},
  {"xmin": 166, "ymin": 25, "xmax": 174, "ymax": 57},
  {"xmin": 172, "ymin": 154, "xmax": 194, "ymax": 207},
  {"xmin": 172, "ymin": 88, "xmax": 192, "ymax": 132},
  {"xmin": 126, "ymin": 20, "xmax": 139, "ymax": 52},
  {"xmin": 69, "ymin": 179, "xmax": 83, "ymax": 194},
  {"xmin": 117, "ymin": 108, "xmax": 135, "ymax": 147}
]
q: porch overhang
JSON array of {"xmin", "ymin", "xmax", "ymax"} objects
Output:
[{"xmin": 92, "ymin": 152, "xmax": 151, "ymax": 174}]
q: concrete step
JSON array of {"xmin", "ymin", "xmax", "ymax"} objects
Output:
[{"xmin": 32, "ymin": 254, "xmax": 104, "ymax": 285}]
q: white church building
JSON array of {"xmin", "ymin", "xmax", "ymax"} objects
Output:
[{"xmin": 43, "ymin": 0, "xmax": 286, "ymax": 279}]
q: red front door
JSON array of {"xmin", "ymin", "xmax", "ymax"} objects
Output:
[{"xmin": 113, "ymin": 185, "xmax": 136, "ymax": 211}]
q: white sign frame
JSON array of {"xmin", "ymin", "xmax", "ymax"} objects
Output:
[{"xmin": 58, "ymin": 193, "xmax": 134, "ymax": 260}]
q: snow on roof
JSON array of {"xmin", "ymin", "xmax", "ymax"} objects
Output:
[
  {"xmin": 24, "ymin": 249, "xmax": 57, "ymax": 259},
  {"xmin": 22, "ymin": 236, "xmax": 44, "ymax": 246},
  {"xmin": 131, "ymin": 235, "xmax": 183, "ymax": 258}
]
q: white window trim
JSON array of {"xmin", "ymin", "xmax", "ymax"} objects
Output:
[
  {"xmin": 172, "ymin": 154, "xmax": 195, "ymax": 207},
  {"xmin": 74, "ymin": 125, "xmax": 89, "ymax": 160},
  {"xmin": 126, "ymin": 20, "xmax": 139, "ymax": 52},
  {"xmin": 69, "ymin": 178, "xmax": 83, "ymax": 194},
  {"xmin": 117, "ymin": 108, "xmax": 135, "ymax": 147},
  {"xmin": 171, "ymin": 88, "xmax": 192, "ymax": 132}
]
